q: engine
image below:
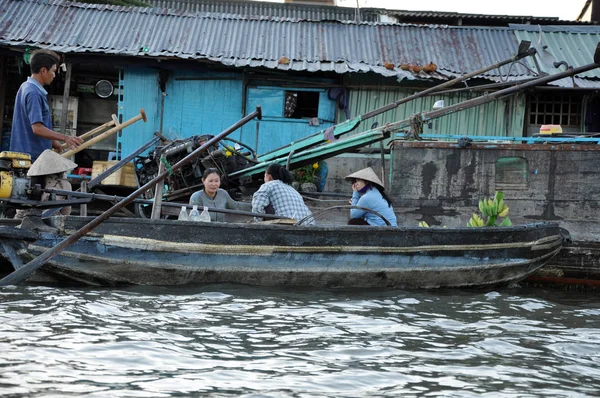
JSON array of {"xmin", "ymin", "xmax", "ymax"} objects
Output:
[
  {"xmin": 134, "ymin": 134, "xmax": 257, "ymax": 202},
  {"xmin": 0, "ymin": 151, "xmax": 33, "ymax": 202}
]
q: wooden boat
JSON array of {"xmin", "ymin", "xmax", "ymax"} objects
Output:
[{"xmin": 0, "ymin": 216, "xmax": 566, "ymax": 289}]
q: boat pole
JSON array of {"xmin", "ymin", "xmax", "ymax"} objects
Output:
[
  {"xmin": 360, "ymin": 40, "xmax": 535, "ymax": 119},
  {"xmin": 383, "ymin": 43, "xmax": 600, "ymax": 136},
  {"xmin": 256, "ymin": 41, "xmax": 535, "ymax": 162},
  {"xmin": 0, "ymin": 106, "xmax": 262, "ymax": 286}
]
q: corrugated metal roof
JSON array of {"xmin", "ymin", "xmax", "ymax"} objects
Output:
[
  {"xmin": 389, "ymin": 10, "xmax": 556, "ymax": 21},
  {"xmin": 0, "ymin": 0, "xmax": 537, "ymax": 82},
  {"xmin": 511, "ymin": 24, "xmax": 600, "ymax": 83},
  {"xmin": 387, "ymin": 10, "xmax": 572, "ymax": 24},
  {"xmin": 146, "ymin": 0, "xmax": 377, "ymax": 22},
  {"xmin": 144, "ymin": 0, "xmax": 574, "ymax": 25}
]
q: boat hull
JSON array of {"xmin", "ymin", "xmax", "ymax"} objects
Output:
[{"xmin": 4, "ymin": 217, "xmax": 564, "ymax": 289}]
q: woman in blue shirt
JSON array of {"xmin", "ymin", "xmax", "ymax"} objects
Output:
[{"xmin": 346, "ymin": 167, "xmax": 397, "ymax": 226}]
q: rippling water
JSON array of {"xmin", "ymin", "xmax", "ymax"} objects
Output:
[{"xmin": 1, "ymin": 285, "xmax": 599, "ymax": 397}]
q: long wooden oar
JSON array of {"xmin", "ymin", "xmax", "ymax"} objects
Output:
[
  {"xmin": 59, "ymin": 117, "xmax": 117, "ymax": 150},
  {"xmin": 0, "ymin": 106, "xmax": 262, "ymax": 286},
  {"xmin": 61, "ymin": 109, "xmax": 147, "ymax": 158}
]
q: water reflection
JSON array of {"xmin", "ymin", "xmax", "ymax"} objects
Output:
[{"xmin": 1, "ymin": 285, "xmax": 599, "ymax": 397}]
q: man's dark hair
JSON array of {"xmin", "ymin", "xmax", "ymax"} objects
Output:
[{"xmin": 30, "ymin": 50, "xmax": 60, "ymax": 74}]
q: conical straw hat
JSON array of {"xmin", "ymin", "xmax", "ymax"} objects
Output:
[
  {"xmin": 27, "ymin": 149, "xmax": 77, "ymax": 176},
  {"xmin": 345, "ymin": 167, "xmax": 384, "ymax": 189}
]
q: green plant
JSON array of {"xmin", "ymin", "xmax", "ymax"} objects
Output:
[
  {"xmin": 293, "ymin": 163, "xmax": 319, "ymax": 184},
  {"xmin": 467, "ymin": 191, "xmax": 512, "ymax": 227}
]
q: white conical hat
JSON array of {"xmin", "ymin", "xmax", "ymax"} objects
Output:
[
  {"xmin": 345, "ymin": 167, "xmax": 384, "ymax": 189},
  {"xmin": 27, "ymin": 149, "xmax": 77, "ymax": 176}
]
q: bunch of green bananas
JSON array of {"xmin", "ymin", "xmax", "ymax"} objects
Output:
[
  {"xmin": 467, "ymin": 213, "xmax": 485, "ymax": 227},
  {"xmin": 469, "ymin": 191, "xmax": 513, "ymax": 227},
  {"xmin": 418, "ymin": 221, "xmax": 430, "ymax": 228},
  {"xmin": 478, "ymin": 192, "xmax": 509, "ymax": 218}
]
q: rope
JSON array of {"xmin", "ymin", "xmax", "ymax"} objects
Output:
[
  {"xmin": 160, "ymin": 156, "xmax": 173, "ymax": 175},
  {"xmin": 408, "ymin": 114, "xmax": 424, "ymax": 140}
]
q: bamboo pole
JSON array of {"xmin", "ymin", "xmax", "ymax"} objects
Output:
[{"xmin": 61, "ymin": 109, "xmax": 147, "ymax": 157}]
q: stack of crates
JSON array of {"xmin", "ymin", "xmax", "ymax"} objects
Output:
[{"xmin": 91, "ymin": 161, "xmax": 137, "ymax": 187}]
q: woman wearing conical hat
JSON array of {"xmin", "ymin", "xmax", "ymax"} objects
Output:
[{"xmin": 345, "ymin": 167, "xmax": 397, "ymax": 226}]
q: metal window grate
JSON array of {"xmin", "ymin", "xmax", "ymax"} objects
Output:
[{"xmin": 529, "ymin": 92, "xmax": 582, "ymax": 126}]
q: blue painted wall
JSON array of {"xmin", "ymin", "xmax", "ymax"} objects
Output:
[
  {"xmin": 240, "ymin": 87, "xmax": 336, "ymax": 155},
  {"xmin": 162, "ymin": 70, "xmax": 244, "ymax": 141},
  {"xmin": 117, "ymin": 68, "xmax": 160, "ymax": 157},
  {"xmin": 118, "ymin": 68, "xmax": 336, "ymax": 158}
]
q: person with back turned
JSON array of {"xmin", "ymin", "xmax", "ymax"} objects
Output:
[
  {"xmin": 252, "ymin": 163, "xmax": 313, "ymax": 224},
  {"xmin": 10, "ymin": 49, "xmax": 83, "ymax": 161}
]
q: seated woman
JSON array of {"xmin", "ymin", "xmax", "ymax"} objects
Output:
[
  {"xmin": 252, "ymin": 163, "xmax": 313, "ymax": 224},
  {"xmin": 346, "ymin": 167, "xmax": 397, "ymax": 226},
  {"xmin": 189, "ymin": 168, "xmax": 251, "ymax": 221}
]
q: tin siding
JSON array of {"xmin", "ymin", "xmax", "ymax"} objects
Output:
[
  {"xmin": 339, "ymin": 89, "xmax": 526, "ymax": 142},
  {"xmin": 513, "ymin": 27, "xmax": 600, "ymax": 80}
]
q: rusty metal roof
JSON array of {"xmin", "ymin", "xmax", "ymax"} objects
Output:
[
  {"xmin": 385, "ymin": 10, "xmax": 582, "ymax": 25},
  {"xmin": 0, "ymin": 0, "xmax": 539, "ymax": 82},
  {"xmin": 146, "ymin": 0, "xmax": 378, "ymax": 22},
  {"xmin": 143, "ymin": 0, "xmax": 573, "ymax": 25},
  {"xmin": 1, "ymin": 2, "xmax": 594, "ymax": 89},
  {"xmin": 511, "ymin": 24, "xmax": 600, "ymax": 84}
]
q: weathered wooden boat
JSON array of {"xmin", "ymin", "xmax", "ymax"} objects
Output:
[
  {"xmin": 0, "ymin": 44, "xmax": 592, "ymax": 289},
  {"xmin": 0, "ymin": 216, "xmax": 565, "ymax": 289}
]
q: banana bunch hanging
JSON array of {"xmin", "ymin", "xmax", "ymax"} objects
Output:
[{"xmin": 468, "ymin": 191, "xmax": 512, "ymax": 227}]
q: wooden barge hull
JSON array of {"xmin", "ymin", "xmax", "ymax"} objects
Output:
[{"xmin": 2, "ymin": 217, "xmax": 564, "ymax": 289}]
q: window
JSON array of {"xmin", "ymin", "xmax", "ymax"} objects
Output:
[
  {"xmin": 495, "ymin": 157, "xmax": 528, "ymax": 190},
  {"xmin": 529, "ymin": 92, "xmax": 582, "ymax": 127},
  {"xmin": 284, "ymin": 91, "xmax": 320, "ymax": 119}
]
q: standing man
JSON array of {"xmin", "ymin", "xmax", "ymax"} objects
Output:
[{"xmin": 10, "ymin": 50, "xmax": 83, "ymax": 161}]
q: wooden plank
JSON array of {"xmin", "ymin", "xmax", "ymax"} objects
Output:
[
  {"xmin": 79, "ymin": 181, "xmax": 88, "ymax": 217},
  {"xmin": 151, "ymin": 161, "xmax": 166, "ymax": 220},
  {"xmin": 59, "ymin": 62, "xmax": 72, "ymax": 137}
]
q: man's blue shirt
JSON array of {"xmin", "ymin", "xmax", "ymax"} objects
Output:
[{"xmin": 10, "ymin": 77, "xmax": 53, "ymax": 161}]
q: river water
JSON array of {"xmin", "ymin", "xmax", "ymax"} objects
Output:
[{"xmin": 0, "ymin": 284, "xmax": 599, "ymax": 397}]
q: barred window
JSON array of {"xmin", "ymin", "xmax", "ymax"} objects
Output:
[
  {"xmin": 496, "ymin": 157, "xmax": 528, "ymax": 190},
  {"xmin": 529, "ymin": 92, "xmax": 582, "ymax": 126},
  {"xmin": 284, "ymin": 91, "xmax": 319, "ymax": 119}
]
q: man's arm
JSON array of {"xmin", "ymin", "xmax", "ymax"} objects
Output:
[
  {"xmin": 31, "ymin": 123, "xmax": 83, "ymax": 149},
  {"xmin": 251, "ymin": 184, "xmax": 271, "ymax": 221}
]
